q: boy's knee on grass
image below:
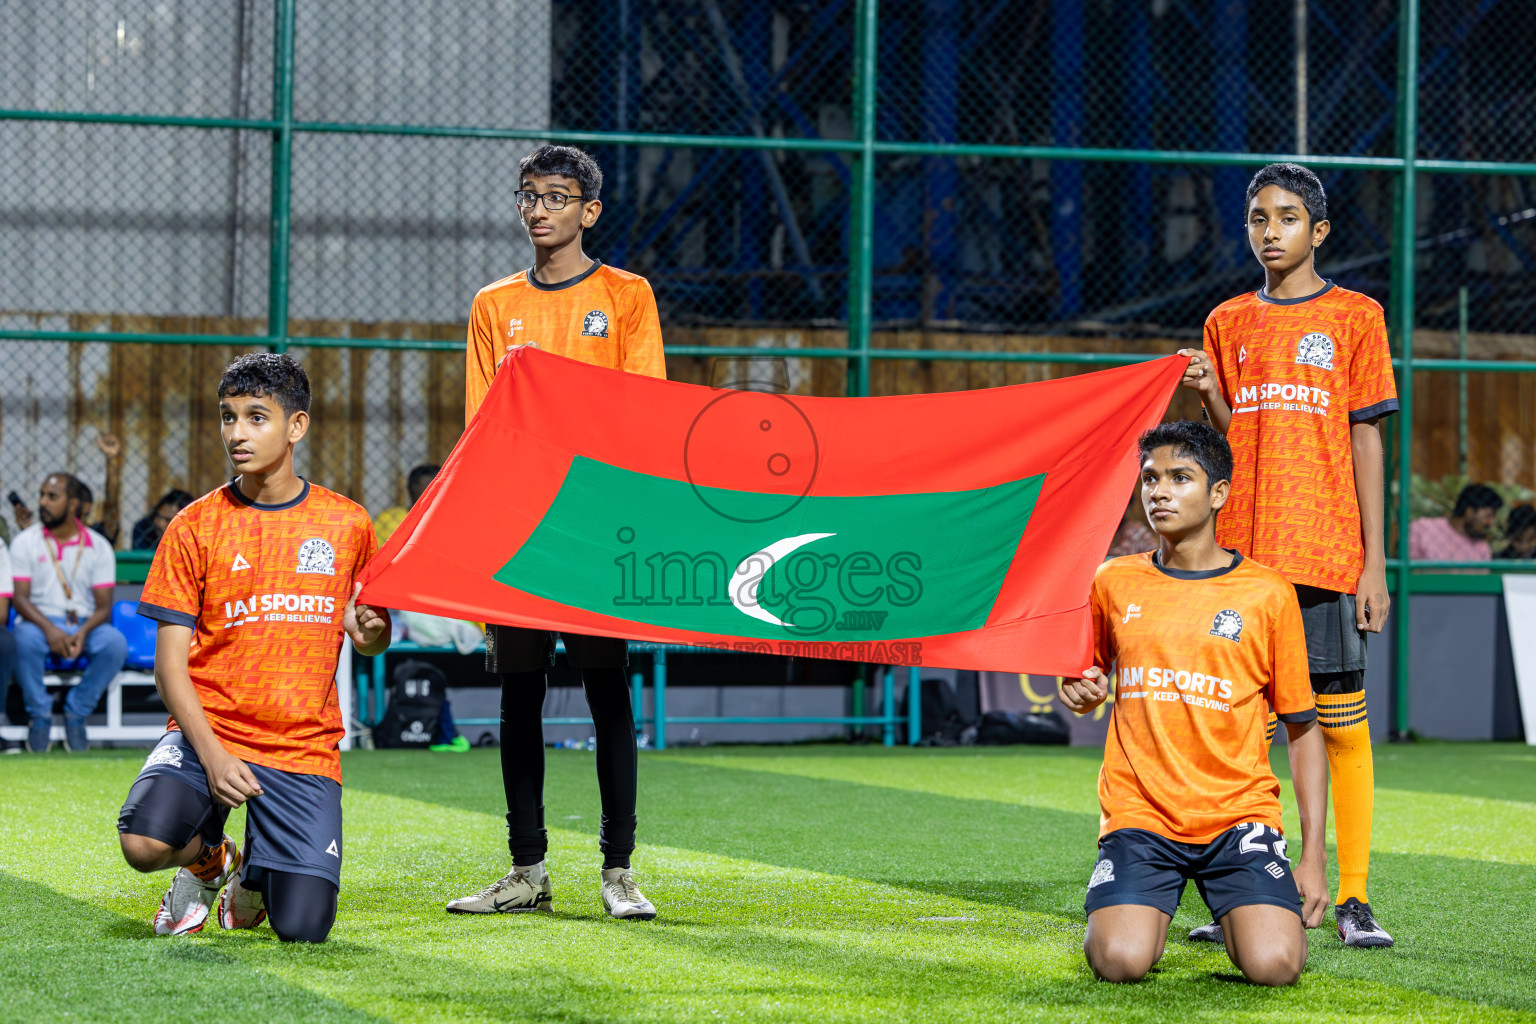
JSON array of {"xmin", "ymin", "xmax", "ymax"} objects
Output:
[
  {"xmin": 1222, "ymin": 904, "xmax": 1307, "ymax": 986},
  {"xmin": 1084, "ymin": 931, "xmax": 1162, "ymax": 983},
  {"xmin": 119, "ymin": 832, "xmax": 176, "ymax": 873},
  {"xmin": 1231, "ymin": 945, "xmax": 1304, "ymax": 987}
]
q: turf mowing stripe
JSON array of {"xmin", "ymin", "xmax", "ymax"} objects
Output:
[{"xmin": 4, "ymin": 748, "xmax": 1536, "ymax": 1021}]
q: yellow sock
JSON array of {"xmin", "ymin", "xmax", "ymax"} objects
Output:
[
  {"xmin": 1316, "ymin": 691, "xmax": 1372, "ymax": 905},
  {"xmin": 1265, "ymin": 710, "xmax": 1277, "ymax": 746}
]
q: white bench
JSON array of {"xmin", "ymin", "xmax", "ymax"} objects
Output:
[
  {"xmin": 1, "ymin": 645, "xmax": 355, "ymax": 748},
  {"xmin": 0, "ymin": 668, "xmax": 163, "ymax": 743}
]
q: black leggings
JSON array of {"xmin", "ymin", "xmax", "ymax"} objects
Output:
[
  {"xmin": 257, "ymin": 869, "xmax": 338, "ymax": 944},
  {"xmin": 500, "ymin": 666, "xmax": 637, "ymax": 868}
]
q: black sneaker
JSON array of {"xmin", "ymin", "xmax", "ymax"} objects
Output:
[
  {"xmin": 1187, "ymin": 921, "xmax": 1223, "ymax": 943},
  {"xmin": 1335, "ymin": 898, "xmax": 1393, "ymax": 947}
]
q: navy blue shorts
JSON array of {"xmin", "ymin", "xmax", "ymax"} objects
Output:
[
  {"xmin": 1084, "ymin": 824, "xmax": 1303, "ymax": 922},
  {"xmin": 120, "ymin": 732, "xmax": 344, "ymax": 888}
]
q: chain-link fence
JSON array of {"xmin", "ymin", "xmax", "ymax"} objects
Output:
[{"xmin": 2, "ymin": 0, "xmax": 1535, "ymax": 723}]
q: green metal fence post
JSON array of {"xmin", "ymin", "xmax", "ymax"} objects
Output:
[
  {"xmin": 1457, "ymin": 285, "xmax": 1468, "ymax": 476},
  {"xmin": 653, "ymin": 647, "xmax": 668, "ymax": 751},
  {"xmin": 267, "ymin": 0, "xmax": 297, "ymax": 353},
  {"xmin": 1389, "ymin": 0, "xmax": 1419, "ymax": 738},
  {"xmin": 907, "ymin": 666, "xmax": 921, "ymax": 746},
  {"xmin": 845, "ymin": 0, "xmax": 878, "ymax": 398},
  {"xmin": 881, "ymin": 666, "xmax": 895, "ymax": 747}
]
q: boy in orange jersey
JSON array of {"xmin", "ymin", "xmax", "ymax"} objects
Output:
[
  {"xmin": 116, "ymin": 354, "xmax": 390, "ymax": 941},
  {"xmin": 1062, "ymin": 421, "xmax": 1329, "ymax": 986},
  {"xmin": 1179, "ymin": 163, "xmax": 1397, "ymax": 947},
  {"xmin": 448, "ymin": 145, "xmax": 663, "ymax": 920}
]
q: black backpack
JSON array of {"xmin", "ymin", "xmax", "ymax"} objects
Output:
[
  {"xmin": 376, "ymin": 659, "xmax": 447, "ymax": 749},
  {"xmin": 901, "ymin": 677, "xmax": 973, "ymax": 746},
  {"xmin": 976, "ymin": 708, "xmax": 1071, "ymax": 746}
]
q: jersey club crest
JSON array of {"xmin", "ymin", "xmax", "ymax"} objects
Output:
[
  {"xmin": 296, "ymin": 537, "xmax": 336, "ymax": 575},
  {"xmin": 1295, "ymin": 332, "xmax": 1334, "ymax": 370},
  {"xmin": 1209, "ymin": 608, "xmax": 1244, "ymax": 643},
  {"xmin": 581, "ymin": 310, "xmax": 610, "ymax": 338}
]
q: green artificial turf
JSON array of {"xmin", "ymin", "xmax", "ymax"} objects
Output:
[{"xmin": 2, "ymin": 742, "xmax": 1534, "ymax": 1022}]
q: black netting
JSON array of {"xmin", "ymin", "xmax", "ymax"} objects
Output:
[
  {"xmin": 0, "ymin": 123, "xmax": 271, "ymax": 321},
  {"xmin": 868, "ymin": 157, "xmax": 1397, "ymax": 333},
  {"xmin": 550, "ymin": 0, "xmax": 854, "ymax": 142},
  {"xmin": 876, "ymin": 0, "xmax": 1396, "ymax": 157},
  {"xmin": 0, "ymin": 341, "xmax": 267, "ymax": 550},
  {"xmin": 1, "ymin": 0, "xmax": 1533, "ymax": 530},
  {"xmin": 0, "ymin": 1, "xmax": 272, "ymax": 121},
  {"xmin": 1418, "ymin": 0, "xmax": 1536, "ymax": 164}
]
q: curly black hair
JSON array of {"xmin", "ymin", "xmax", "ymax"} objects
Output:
[
  {"xmin": 217, "ymin": 353, "xmax": 312, "ymax": 416},
  {"xmin": 519, "ymin": 145, "xmax": 603, "ymax": 201},
  {"xmin": 1137, "ymin": 420, "xmax": 1233, "ymax": 491},
  {"xmin": 1245, "ymin": 162, "xmax": 1328, "ymax": 225},
  {"xmin": 1452, "ymin": 483, "xmax": 1504, "ymax": 517},
  {"xmin": 156, "ymin": 489, "xmax": 196, "ymax": 512},
  {"xmin": 1504, "ymin": 503, "xmax": 1536, "ymax": 536}
]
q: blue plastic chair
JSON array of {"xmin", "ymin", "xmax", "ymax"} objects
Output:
[{"xmin": 112, "ymin": 599, "xmax": 157, "ymax": 671}]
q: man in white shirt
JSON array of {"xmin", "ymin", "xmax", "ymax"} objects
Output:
[
  {"xmin": 0, "ymin": 541, "xmax": 14, "ymax": 742},
  {"xmin": 9, "ymin": 474, "xmax": 126, "ymax": 753}
]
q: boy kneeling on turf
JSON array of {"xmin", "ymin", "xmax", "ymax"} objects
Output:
[
  {"xmin": 117, "ymin": 354, "xmax": 389, "ymax": 940},
  {"xmin": 1061, "ymin": 421, "xmax": 1328, "ymax": 985}
]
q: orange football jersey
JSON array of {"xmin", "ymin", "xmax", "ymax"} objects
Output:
[
  {"xmin": 465, "ymin": 260, "xmax": 666, "ymax": 423},
  {"xmin": 1090, "ymin": 551, "xmax": 1315, "ymax": 844},
  {"xmin": 1204, "ymin": 282, "xmax": 1399, "ymax": 593},
  {"xmin": 138, "ymin": 481, "xmax": 378, "ymax": 783}
]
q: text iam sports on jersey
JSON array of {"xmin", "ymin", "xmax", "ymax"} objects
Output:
[
  {"xmin": 222, "ymin": 592, "xmax": 338, "ymax": 627},
  {"xmin": 1115, "ymin": 665, "xmax": 1236, "ymax": 714},
  {"xmin": 1232, "ymin": 382, "xmax": 1332, "ymax": 415}
]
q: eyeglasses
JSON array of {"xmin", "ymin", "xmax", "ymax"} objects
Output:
[{"xmin": 515, "ymin": 190, "xmax": 588, "ymax": 212}]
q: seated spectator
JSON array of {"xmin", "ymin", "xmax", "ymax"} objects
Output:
[
  {"xmin": 0, "ymin": 541, "xmax": 14, "ymax": 742},
  {"xmin": 374, "ymin": 464, "xmax": 441, "ymax": 547},
  {"xmin": 1497, "ymin": 504, "xmax": 1536, "ymax": 560},
  {"xmin": 376, "ymin": 465, "xmax": 482, "ymax": 655},
  {"xmin": 1408, "ymin": 483, "xmax": 1502, "ymax": 571},
  {"xmin": 82, "ymin": 433, "xmax": 124, "ymax": 547},
  {"xmin": 8, "ymin": 473, "xmax": 127, "ymax": 753},
  {"xmin": 131, "ymin": 489, "xmax": 196, "ymax": 551},
  {"xmin": 1107, "ymin": 505, "xmax": 1155, "ymax": 559}
]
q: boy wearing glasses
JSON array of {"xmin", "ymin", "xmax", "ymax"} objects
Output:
[{"xmin": 449, "ymin": 145, "xmax": 665, "ymax": 921}]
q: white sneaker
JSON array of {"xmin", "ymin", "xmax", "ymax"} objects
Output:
[
  {"xmin": 600, "ymin": 867, "xmax": 656, "ymax": 921},
  {"xmin": 446, "ymin": 863, "xmax": 553, "ymax": 914},
  {"xmin": 218, "ymin": 871, "xmax": 267, "ymax": 930},
  {"xmin": 153, "ymin": 837, "xmax": 238, "ymax": 936}
]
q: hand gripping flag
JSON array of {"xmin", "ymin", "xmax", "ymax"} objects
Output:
[{"xmin": 359, "ymin": 349, "xmax": 1185, "ymax": 675}]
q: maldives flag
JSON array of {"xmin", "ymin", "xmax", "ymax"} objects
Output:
[{"xmin": 358, "ymin": 348, "xmax": 1185, "ymax": 675}]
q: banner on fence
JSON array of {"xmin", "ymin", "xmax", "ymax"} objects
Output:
[
  {"xmin": 358, "ymin": 348, "xmax": 1184, "ymax": 675},
  {"xmin": 1503, "ymin": 575, "xmax": 1536, "ymax": 746}
]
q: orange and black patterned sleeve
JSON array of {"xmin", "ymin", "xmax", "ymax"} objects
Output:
[
  {"xmin": 137, "ymin": 515, "xmax": 204, "ymax": 630},
  {"xmin": 1088, "ymin": 568, "xmax": 1116, "ymax": 677},
  {"xmin": 465, "ymin": 292, "xmax": 500, "ymax": 426},
  {"xmin": 1266, "ymin": 583, "xmax": 1317, "ymax": 722},
  {"xmin": 1202, "ymin": 314, "xmax": 1233, "ymax": 409},
  {"xmin": 621, "ymin": 278, "xmax": 667, "ymax": 380},
  {"xmin": 351, "ymin": 513, "xmax": 380, "ymax": 582},
  {"xmin": 1347, "ymin": 301, "xmax": 1400, "ymax": 424}
]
